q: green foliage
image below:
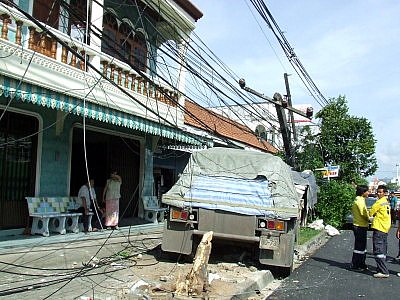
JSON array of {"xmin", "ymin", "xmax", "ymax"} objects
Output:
[
  {"xmin": 315, "ymin": 180, "xmax": 355, "ymax": 228},
  {"xmin": 298, "ymin": 227, "xmax": 321, "ymax": 245},
  {"xmin": 294, "ymin": 126, "xmax": 324, "ymax": 172},
  {"xmin": 316, "ymin": 96, "xmax": 377, "ymax": 182},
  {"xmin": 113, "ymin": 250, "xmax": 131, "ymax": 258},
  {"xmin": 275, "ymin": 151, "xmax": 287, "ymax": 162},
  {"xmin": 353, "ymin": 175, "xmax": 368, "ymax": 186},
  {"xmin": 386, "ymin": 182, "xmax": 399, "ymax": 191},
  {"xmin": 294, "ymin": 96, "xmax": 377, "ymax": 184}
]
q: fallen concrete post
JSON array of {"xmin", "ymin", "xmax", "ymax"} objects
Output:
[{"xmin": 175, "ymin": 231, "xmax": 213, "ymax": 296}]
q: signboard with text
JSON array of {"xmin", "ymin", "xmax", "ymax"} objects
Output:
[{"xmin": 322, "ymin": 165, "xmax": 340, "ymax": 178}]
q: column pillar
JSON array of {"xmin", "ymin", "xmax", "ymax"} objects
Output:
[{"xmin": 89, "ymin": 0, "xmax": 103, "ymax": 68}]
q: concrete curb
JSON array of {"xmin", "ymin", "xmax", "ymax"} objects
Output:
[
  {"xmin": 294, "ymin": 229, "xmax": 329, "ymax": 260},
  {"xmin": 228, "ymin": 230, "xmax": 330, "ymax": 299},
  {"xmin": 231, "ymin": 270, "xmax": 275, "ymax": 300}
]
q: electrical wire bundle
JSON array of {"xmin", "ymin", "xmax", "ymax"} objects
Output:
[{"xmin": 0, "ymin": 0, "xmax": 330, "ymax": 297}]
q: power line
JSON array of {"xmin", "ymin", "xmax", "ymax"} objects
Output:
[{"xmin": 248, "ymin": 0, "xmax": 329, "ymax": 107}]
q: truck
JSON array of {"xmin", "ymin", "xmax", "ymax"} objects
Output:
[{"xmin": 161, "ymin": 147, "xmax": 302, "ymax": 272}]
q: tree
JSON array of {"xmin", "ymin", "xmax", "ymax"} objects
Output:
[
  {"xmin": 316, "ymin": 96, "xmax": 377, "ymax": 182},
  {"xmin": 386, "ymin": 182, "xmax": 399, "ymax": 191},
  {"xmin": 294, "ymin": 96, "xmax": 377, "ymax": 183},
  {"xmin": 292, "ymin": 96, "xmax": 377, "ymax": 227},
  {"xmin": 315, "ymin": 180, "xmax": 355, "ymax": 227},
  {"xmin": 294, "ymin": 125, "xmax": 324, "ymax": 172}
]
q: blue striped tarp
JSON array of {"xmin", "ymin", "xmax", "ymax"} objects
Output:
[{"xmin": 182, "ymin": 175, "xmax": 274, "ymax": 215}]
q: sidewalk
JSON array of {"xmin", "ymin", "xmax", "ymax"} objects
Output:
[
  {"xmin": 0, "ymin": 222, "xmax": 163, "ymax": 252},
  {"xmin": 0, "ymin": 223, "xmax": 164, "ymax": 299},
  {"xmin": 0, "ymin": 226, "xmax": 329, "ymax": 299}
]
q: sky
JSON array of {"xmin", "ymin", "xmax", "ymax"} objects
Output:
[{"xmin": 190, "ymin": 0, "xmax": 400, "ymax": 181}]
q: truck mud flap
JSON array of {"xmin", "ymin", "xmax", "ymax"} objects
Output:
[{"xmin": 259, "ymin": 233, "xmax": 295, "ymax": 267}]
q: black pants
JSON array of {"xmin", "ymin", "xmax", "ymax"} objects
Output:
[
  {"xmin": 76, "ymin": 207, "xmax": 89, "ymax": 232},
  {"xmin": 391, "ymin": 209, "xmax": 397, "ymax": 224},
  {"xmin": 398, "ymin": 239, "xmax": 400, "ymax": 257},
  {"xmin": 351, "ymin": 225, "xmax": 368, "ymax": 268},
  {"xmin": 373, "ymin": 229, "xmax": 389, "ymax": 274}
]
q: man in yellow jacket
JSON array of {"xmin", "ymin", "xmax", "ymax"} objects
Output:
[
  {"xmin": 370, "ymin": 185, "xmax": 391, "ymax": 278},
  {"xmin": 349, "ymin": 185, "xmax": 370, "ymax": 270}
]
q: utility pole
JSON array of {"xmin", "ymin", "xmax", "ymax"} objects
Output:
[
  {"xmin": 238, "ymin": 78, "xmax": 313, "ymax": 168},
  {"xmin": 273, "ymin": 92, "xmax": 294, "ymax": 166},
  {"xmin": 284, "ymin": 73, "xmax": 297, "ymax": 142}
]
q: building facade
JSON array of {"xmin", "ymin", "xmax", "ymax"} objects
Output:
[{"xmin": 0, "ymin": 0, "xmax": 205, "ymax": 229}]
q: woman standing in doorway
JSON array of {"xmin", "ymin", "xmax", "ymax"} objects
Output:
[{"xmin": 103, "ymin": 170, "xmax": 122, "ymax": 230}]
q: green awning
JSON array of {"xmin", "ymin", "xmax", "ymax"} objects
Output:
[{"xmin": 0, "ymin": 75, "xmax": 210, "ymax": 146}]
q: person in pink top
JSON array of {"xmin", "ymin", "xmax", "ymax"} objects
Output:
[{"xmin": 102, "ymin": 170, "xmax": 122, "ymax": 230}]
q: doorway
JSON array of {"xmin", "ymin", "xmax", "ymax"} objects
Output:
[
  {"xmin": 70, "ymin": 127, "xmax": 140, "ymax": 218},
  {"xmin": 0, "ymin": 110, "xmax": 38, "ymax": 229}
]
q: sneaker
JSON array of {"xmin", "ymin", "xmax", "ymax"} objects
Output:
[
  {"xmin": 373, "ymin": 272, "xmax": 389, "ymax": 278},
  {"xmin": 397, "ymin": 273, "xmax": 400, "ymax": 277},
  {"xmin": 395, "ymin": 256, "xmax": 400, "ymax": 261},
  {"xmin": 348, "ymin": 264, "xmax": 368, "ymax": 271}
]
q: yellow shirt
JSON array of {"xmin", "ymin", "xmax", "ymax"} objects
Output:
[
  {"xmin": 370, "ymin": 196, "xmax": 391, "ymax": 233},
  {"xmin": 352, "ymin": 196, "xmax": 369, "ymax": 227}
]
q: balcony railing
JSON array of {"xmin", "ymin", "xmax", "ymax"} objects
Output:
[{"xmin": 0, "ymin": 7, "xmax": 179, "ymax": 109}]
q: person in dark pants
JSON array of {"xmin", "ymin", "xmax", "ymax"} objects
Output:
[
  {"xmin": 370, "ymin": 185, "xmax": 391, "ymax": 278},
  {"xmin": 77, "ymin": 179, "xmax": 96, "ymax": 233},
  {"xmin": 389, "ymin": 191, "xmax": 398, "ymax": 224},
  {"xmin": 396, "ymin": 220, "xmax": 400, "ymax": 272},
  {"xmin": 349, "ymin": 185, "xmax": 370, "ymax": 271},
  {"xmin": 91, "ymin": 200, "xmax": 105, "ymax": 231}
]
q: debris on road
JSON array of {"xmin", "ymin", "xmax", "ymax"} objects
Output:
[{"xmin": 175, "ymin": 231, "xmax": 213, "ymax": 296}]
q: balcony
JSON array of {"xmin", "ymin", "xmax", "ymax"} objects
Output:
[{"xmin": 0, "ymin": 3, "xmax": 184, "ymax": 129}]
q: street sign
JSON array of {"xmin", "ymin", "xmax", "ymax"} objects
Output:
[{"xmin": 322, "ymin": 165, "xmax": 340, "ymax": 178}]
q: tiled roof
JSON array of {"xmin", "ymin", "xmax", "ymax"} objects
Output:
[{"xmin": 184, "ymin": 100, "xmax": 277, "ymax": 153}]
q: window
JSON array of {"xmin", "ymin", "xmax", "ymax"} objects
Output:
[
  {"xmin": 102, "ymin": 13, "xmax": 118, "ymax": 57},
  {"xmin": 31, "ymin": 0, "xmax": 61, "ymax": 57},
  {"xmin": 133, "ymin": 32, "xmax": 147, "ymax": 72},
  {"xmin": 69, "ymin": 0, "xmax": 88, "ymax": 43},
  {"xmin": 32, "ymin": 0, "xmax": 60, "ymax": 29},
  {"xmin": 119, "ymin": 23, "xmax": 134, "ymax": 63},
  {"xmin": 101, "ymin": 14, "xmax": 148, "ymax": 72},
  {"xmin": 255, "ymin": 125, "xmax": 267, "ymax": 140}
]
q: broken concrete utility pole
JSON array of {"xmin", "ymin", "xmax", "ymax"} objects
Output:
[
  {"xmin": 238, "ymin": 78, "xmax": 313, "ymax": 168},
  {"xmin": 175, "ymin": 231, "xmax": 214, "ymax": 296}
]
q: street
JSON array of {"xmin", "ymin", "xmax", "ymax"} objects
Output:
[{"xmin": 268, "ymin": 227, "xmax": 400, "ymax": 299}]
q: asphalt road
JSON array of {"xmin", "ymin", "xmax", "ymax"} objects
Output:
[{"xmin": 268, "ymin": 227, "xmax": 400, "ymax": 300}]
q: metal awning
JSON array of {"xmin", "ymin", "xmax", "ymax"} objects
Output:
[{"xmin": 0, "ymin": 75, "xmax": 209, "ymax": 146}]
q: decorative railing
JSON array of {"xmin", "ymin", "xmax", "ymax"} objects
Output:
[{"xmin": 0, "ymin": 8, "xmax": 179, "ymax": 108}]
